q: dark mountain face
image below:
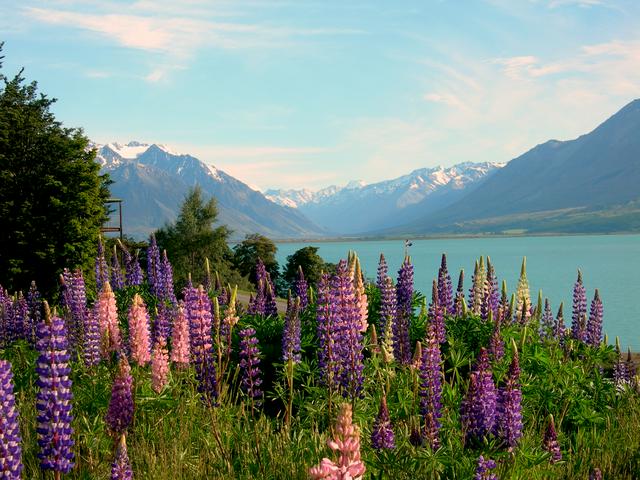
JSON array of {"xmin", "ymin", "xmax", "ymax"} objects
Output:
[
  {"xmin": 98, "ymin": 143, "xmax": 326, "ymax": 240},
  {"xmin": 394, "ymin": 99, "xmax": 640, "ymax": 234}
]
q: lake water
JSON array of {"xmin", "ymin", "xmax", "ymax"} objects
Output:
[{"xmin": 276, "ymin": 234, "xmax": 640, "ymax": 350}]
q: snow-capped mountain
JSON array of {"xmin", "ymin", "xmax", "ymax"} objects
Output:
[
  {"xmin": 96, "ymin": 141, "xmax": 326, "ymax": 240},
  {"xmin": 265, "ymin": 162, "xmax": 503, "ymax": 234}
]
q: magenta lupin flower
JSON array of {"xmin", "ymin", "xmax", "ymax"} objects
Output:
[
  {"xmin": 111, "ymin": 435, "xmax": 133, "ymax": 480},
  {"xmin": 497, "ymin": 349, "xmax": 523, "ymax": 449},
  {"xmin": 106, "ymin": 357, "xmax": 134, "ymax": 435},
  {"xmin": 170, "ymin": 302, "xmax": 190, "ymax": 367},
  {"xmin": 128, "ymin": 294, "xmax": 152, "ymax": 366},
  {"xmin": 371, "ymin": 395, "xmax": 395, "ymax": 450},
  {"xmin": 437, "ymin": 253, "xmax": 454, "ymax": 315},
  {"xmin": 571, "ymin": 270, "xmax": 587, "ymax": 342},
  {"xmin": 474, "ymin": 456, "xmax": 498, "ymax": 480},
  {"xmin": 309, "ymin": 403, "xmax": 366, "ymax": 480},
  {"xmin": 0, "ymin": 360, "xmax": 23, "ymax": 480},
  {"xmin": 35, "ymin": 308, "xmax": 75, "ymax": 474},
  {"xmin": 543, "ymin": 415, "xmax": 562, "ymax": 463},
  {"xmin": 239, "ymin": 327, "xmax": 263, "ymax": 409},
  {"xmin": 590, "ymin": 468, "xmax": 603, "ymax": 480},
  {"xmin": 586, "ymin": 289, "xmax": 603, "ymax": 347}
]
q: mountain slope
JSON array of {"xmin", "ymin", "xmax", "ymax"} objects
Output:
[
  {"xmin": 265, "ymin": 163, "xmax": 503, "ymax": 234},
  {"xmin": 98, "ymin": 142, "xmax": 326, "ymax": 240},
  {"xmin": 391, "ymin": 99, "xmax": 640, "ymax": 234}
]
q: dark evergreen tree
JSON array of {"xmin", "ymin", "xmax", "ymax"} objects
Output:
[
  {"xmin": 233, "ymin": 234, "xmax": 280, "ymax": 288},
  {"xmin": 283, "ymin": 246, "xmax": 334, "ymax": 291},
  {"xmin": 0, "ymin": 44, "xmax": 111, "ymax": 295}
]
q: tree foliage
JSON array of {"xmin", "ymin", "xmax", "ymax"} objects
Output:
[
  {"xmin": 155, "ymin": 185, "xmax": 245, "ymax": 290},
  {"xmin": 233, "ymin": 234, "xmax": 279, "ymax": 287},
  {"xmin": 283, "ymin": 246, "xmax": 333, "ymax": 290},
  {"xmin": 0, "ymin": 43, "xmax": 111, "ymax": 295}
]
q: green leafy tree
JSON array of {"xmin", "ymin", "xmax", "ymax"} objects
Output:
[
  {"xmin": 0, "ymin": 44, "xmax": 111, "ymax": 295},
  {"xmin": 233, "ymin": 234, "xmax": 279, "ymax": 287},
  {"xmin": 283, "ymin": 246, "xmax": 334, "ymax": 290},
  {"xmin": 155, "ymin": 185, "xmax": 245, "ymax": 290}
]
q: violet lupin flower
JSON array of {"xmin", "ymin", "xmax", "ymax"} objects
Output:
[
  {"xmin": 239, "ymin": 327, "xmax": 263, "ymax": 409},
  {"xmin": 376, "ymin": 253, "xmax": 388, "ymax": 291},
  {"xmin": 106, "ymin": 357, "xmax": 134, "ymax": 435},
  {"xmin": 474, "ymin": 456, "xmax": 498, "ymax": 480},
  {"xmin": 265, "ymin": 283, "xmax": 278, "ymax": 317},
  {"xmin": 67, "ymin": 269, "xmax": 88, "ymax": 354},
  {"xmin": 185, "ymin": 285, "xmax": 218, "ymax": 404},
  {"xmin": 248, "ymin": 280, "xmax": 266, "ymax": 316},
  {"xmin": 394, "ymin": 256, "xmax": 413, "ymax": 365},
  {"xmin": 154, "ymin": 303, "xmax": 173, "ymax": 343},
  {"xmin": 12, "ymin": 293, "xmax": 28, "ymax": 342},
  {"xmin": 553, "ymin": 303, "xmax": 567, "ymax": 341},
  {"xmin": 626, "ymin": 348, "xmax": 637, "ymax": 379},
  {"xmin": 316, "ymin": 273, "xmax": 338, "ymax": 388},
  {"xmin": 497, "ymin": 349, "xmax": 523, "ymax": 449},
  {"xmin": 159, "ymin": 250, "xmax": 177, "ymax": 305},
  {"xmin": 540, "ymin": 298, "xmax": 554, "ymax": 340},
  {"xmin": 497, "ymin": 280, "xmax": 509, "ymax": 324},
  {"xmin": 437, "ymin": 253, "xmax": 454, "ymax": 315},
  {"xmin": 612, "ymin": 338, "xmax": 627, "ymax": 386},
  {"xmin": 419, "ymin": 322, "xmax": 443, "ymax": 450},
  {"xmin": 27, "ymin": 280, "xmax": 42, "ymax": 344},
  {"xmin": 0, "ymin": 360, "xmax": 23, "ymax": 480},
  {"xmin": 84, "ymin": 306, "xmax": 101, "ymax": 367},
  {"xmin": 454, "ymin": 269, "xmax": 465, "ymax": 317},
  {"xmin": 488, "ymin": 320, "xmax": 504, "ymax": 362},
  {"xmin": 110, "ymin": 246, "xmax": 125, "ymax": 291},
  {"xmin": 543, "ymin": 415, "xmax": 562, "ymax": 463},
  {"xmin": 111, "ymin": 435, "xmax": 133, "ymax": 480},
  {"xmin": 428, "ymin": 280, "xmax": 446, "ymax": 344},
  {"xmin": 295, "ymin": 266, "xmax": 309, "ymax": 311},
  {"xmin": 35, "ymin": 307, "xmax": 74, "ymax": 474},
  {"xmin": 371, "ymin": 395, "xmax": 395, "ymax": 450},
  {"xmin": 571, "ymin": 270, "xmax": 587, "ymax": 342},
  {"xmin": 122, "ymin": 246, "xmax": 143, "ymax": 287},
  {"xmin": 282, "ymin": 294, "xmax": 302, "ymax": 363},
  {"xmin": 146, "ymin": 234, "xmax": 162, "ymax": 295},
  {"xmin": 379, "ymin": 276, "xmax": 396, "ymax": 363},
  {"xmin": 586, "ymin": 289, "xmax": 603, "ymax": 347},
  {"xmin": 461, "ymin": 348, "xmax": 497, "ymax": 442},
  {"xmin": 96, "ymin": 236, "xmax": 110, "ymax": 293}
]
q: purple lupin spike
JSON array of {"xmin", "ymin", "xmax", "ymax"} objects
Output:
[
  {"xmin": 461, "ymin": 348, "xmax": 497, "ymax": 442},
  {"xmin": 571, "ymin": 270, "xmax": 587, "ymax": 342},
  {"xmin": 454, "ymin": 270, "xmax": 465, "ymax": 317},
  {"xmin": 106, "ymin": 356, "xmax": 134, "ymax": 435},
  {"xmin": 437, "ymin": 253, "xmax": 454, "ymax": 315},
  {"xmin": 12, "ymin": 293, "xmax": 29, "ymax": 342},
  {"xmin": 376, "ymin": 253, "xmax": 388, "ymax": 291},
  {"xmin": 586, "ymin": 289, "xmax": 603, "ymax": 348},
  {"xmin": 111, "ymin": 435, "xmax": 133, "ymax": 480},
  {"xmin": 488, "ymin": 320, "xmax": 504, "ymax": 362},
  {"xmin": 147, "ymin": 234, "xmax": 162, "ymax": 296},
  {"xmin": 553, "ymin": 303, "xmax": 567, "ymax": 341},
  {"xmin": 497, "ymin": 280, "xmax": 509, "ymax": 324},
  {"xmin": 316, "ymin": 273, "xmax": 336, "ymax": 387},
  {"xmin": 239, "ymin": 327, "xmax": 263, "ymax": 410},
  {"xmin": 540, "ymin": 298, "xmax": 554, "ymax": 340},
  {"xmin": 265, "ymin": 283, "xmax": 278, "ymax": 317},
  {"xmin": 543, "ymin": 415, "xmax": 562, "ymax": 463},
  {"xmin": 419, "ymin": 321, "xmax": 443, "ymax": 450},
  {"xmin": 154, "ymin": 303, "xmax": 173, "ymax": 343},
  {"xmin": 497, "ymin": 349, "xmax": 523, "ymax": 449},
  {"xmin": 248, "ymin": 280, "xmax": 266, "ymax": 316},
  {"xmin": 282, "ymin": 294, "xmax": 301, "ymax": 363},
  {"xmin": 110, "ymin": 246, "xmax": 125, "ymax": 291},
  {"xmin": 394, "ymin": 256, "xmax": 413, "ymax": 365},
  {"xmin": 96, "ymin": 237, "xmax": 110, "ymax": 293},
  {"xmin": 371, "ymin": 395, "xmax": 395, "ymax": 450},
  {"xmin": 122, "ymin": 246, "xmax": 143, "ymax": 287},
  {"xmin": 67, "ymin": 269, "xmax": 88, "ymax": 354},
  {"xmin": 295, "ymin": 266, "xmax": 309, "ymax": 310},
  {"xmin": 474, "ymin": 456, "xmax": 498, "ymax": 480},
  {"xmin": 0, "ymin": 359, "xmax": 23, "ymax": 479},
  {"xmin": 26, "ymin": 280, "xmax": 42, "ymax": 344},
  {"xmin": 428, "ymin": 280, "xmax": 446, "ymax": 344},
  {"xmin": 159, "ymin": 250, "xmax": 177, "ymax": 305},
  {"xmin": 626, "ymin": 348, "xmax": 637, "ymax": 379},
  {"xmin": 35, "ymin": 307, "xmax": 75, "ymax": 474}
]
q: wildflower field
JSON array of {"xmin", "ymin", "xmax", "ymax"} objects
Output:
[{"xmin": 1, "ymin": 237, "xmax": 639, "ymax": 479}]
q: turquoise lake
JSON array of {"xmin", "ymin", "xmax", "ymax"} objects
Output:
[{"xmin": 276, "ymin": 234, "xmax": 640, "ymax": 350}]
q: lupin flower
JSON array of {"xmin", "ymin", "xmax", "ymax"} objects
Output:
[
  {"xmin": 497, "ymin": 280, "xmax": 510, "ymax": 324},
  {"xmin": 295, "ymin": 266, "xmax": 309, "ymax": 311},
  {"xmin": 612, "ymin": 338, "xmax": 628, "ymax": 386},
  {"xmin": 159, "ymin": 250, "xmax": 177, "ymax": 305},
  {"xmin": 0, "ymin": 360, "xmax": 23, "ymax": 479},
  {"xmin": 428, "ymin": 280, "xmax": 446, "ymax": 344},
  {"xmin": 379, "ymin": 276, "xmax": 396, "ymax": 363},
  {"xmin": 371, "ymin": 395, "xmax": 395, "ymax": 450},
  {"xmin": 121, "ymin": 243, "xmax": 143, "ymax": 287},
  {"xmin": 489, "ymin": 320, "xmax": 504, "ymax": 362},
  {"xmin": 170, "ymin": 302, "xmax": 190, "ymax": 367},
  {"xmin": 454, "ymin": 269, "xmax": 465, "ymax": 317},
  {"xmin": 110, "ymin": 246, "xmax": 125, "ymax": 290},
  {"xmin": 514, "ymin": 257, "xmax": 531, "ymax": 323},
  {"xmin": 26, "ymin": 280, "xmax": 42, "ymax": 344},
  {"xmin": 376, "ymin": 253, "xmax": 388, "ymax": 291},
  {"xmin": 394, "ymin": 256, "xmax": 414, "ymax": 365},
  {"xmin": 540, "ymin": 299, "xmax": 554, "ymax": 339},
  {"xmin": 12, "ymin": 293, "xmax": 29, "ymax": 343},
  {"xmin": 353, "ymin": 257, "xmax": 369, "ymax": 333},
  {"xmin": 106, "ymin": 357, "xmax": 134, "ymax": 435},
  {"xmin": 474, "ymin": 456, "xmax": 498, "ymax": 480},
  {"xmin": 497, "ymin": 349, "xmax": 522, "ymax": 448},
  {"xmin": 419, "ymin": 322, "xmax": 443, "ymax": 450},
  {"xmin": 543, "ymin": 415, "xmax": 562, "ymax": 463},
  {"xmin": 147, "ymin": 234, "xmax": 162, "ymax": 295},
  {"xmin": 586, "ymin": 289, "xmax": 603, "ymax": 347},
  {"xmin": 437, "ymin": 253, "xmax": 454, "ymax": 315},
  {"xmin": 154, "ymin": 303, "xmax": 173, "ymax": 343},
  {"xmin": 571, "ymin": 270, "xmax": 587, "ymax": 342},
  {"xmin": 482, "ymin": 258, "xmax": 499, "ymax": 321},
  {"xmin": 553, "ymin": 303, "xmax": 567, "ymax": 340},
  {"xmin": 461, "ymin": 348, "xmax": 497, "ymax": 442},
  {"xmin": 128, "ymin": 294, "xmax": 152, "ymax": 366},
  {"xmin": 469, "ymin": 258, "xmax": 486, "ymax": 315},
  {"xmin": 35, "ymin": 308, "xmax": 75, "ymax": 473},
  {"xmin": 309, "ymin": 403, "xmax": 366, "ymax": 480},
  {"xmin": 97, "ymin": 282, "xmax": 121, "ymax": 357},
  {"xmin": 84, "ymin": 306, "xmax": 101, "ymax": 367},
  {"xmin": 96, "ymin": 236, "xmax": 110, "ymax": 293},
  {"xmin": 239, "ymin": 327, "xmax": 263, "ymax": 409},
  {"xmin": 248, "ymin": 280, "xmax": 266, "ymax": 316},
  {"xmin": 316, "ymin": 273, "xmax": 338, "ymax": 387},
  {"xmin": 265, "ymin": 283, "xmax": 278, "ymax": 317},
  {"xmin": 590, "ymin": 468, "xmax": 602, "ymax": 480},
  {"xmin": 151, "ymin": 337, "xmax": 170, "ymax": 393},
  {"xmin": 626, "ymin": 348, "xmax": 637, "ymax": 379},
  {"xmin": 282, "ymin": 295, "xmax": 302, "ymax": 363},
  {"xmin": 111, "ymin": 435, "xmax": 133, "ymax": 480}
]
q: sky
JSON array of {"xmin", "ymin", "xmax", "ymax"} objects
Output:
[{"xmin": 2, "ymin": 0, "xmax": 640, "ymax": 191}]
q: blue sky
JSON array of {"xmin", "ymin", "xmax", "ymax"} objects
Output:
[{"xmin": 2, "ymin": 0, "xmax": 639, "ymax": 190}]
